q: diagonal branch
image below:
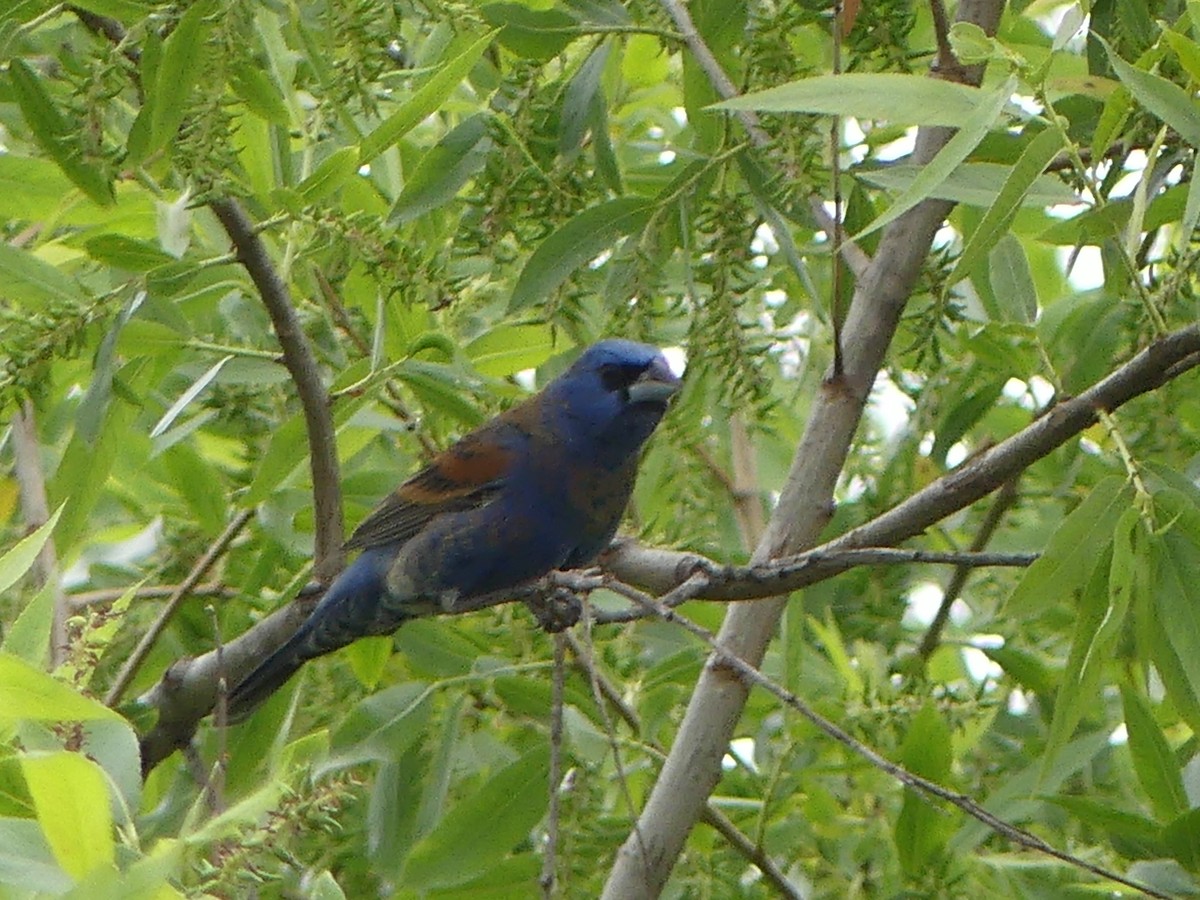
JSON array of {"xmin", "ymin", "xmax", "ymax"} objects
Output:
[
  {"xmin": 601, "ymin": 2, "xmax": 1007, "ymax": 895},
  {"xmin": 209, "ymin": 198, "xmax": 345, "ymax": 581},
  {"xmin": 105, "ymin": 510, "xmax": 252, "ymax": 707},
  {"xmin": 606, "ymin": 581, "xmax": 1171, "ymax": 900}
]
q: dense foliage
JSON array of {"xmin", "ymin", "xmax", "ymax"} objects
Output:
[{"xmin": 2, "ymin": 0, "xmax": 1200, "ymax": 896}]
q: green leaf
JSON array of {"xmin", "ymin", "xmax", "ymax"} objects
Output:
[
  {"xmin": 858, "ymin": 161, "xmax": 1078, "ymax": 208},
  {"xmin": 150, "ymin": 355, "xmax": 233, "ymax": 439},
  {"xmin": 0, "ymin": 505, "xmax": 63, "ymax": 595},
  {"xmin": 948, "ymin": 127, "xmax": 1065, "ymax": 287},
  {"xmin": 150, "ymin": 0, "xmax": 217, "ymax": 152},
  {"xmin": 229, "ymin": 60, "xmax": 292, "ymax": 126},
  {"xmin": 397, "ymin": 361, "xmax": 484, "ymax": 426},
  {"xmin": 1163, "ymin": 809, "xmax": 1200, "ymax": 872},
  {"xmin": 951, "ymin": 731, "xmax": 1110, "ymax": 853},
  {"xmin": 1183, "ymin": 157, "xmax": 1200, "ymax": 253},
  {"xmin": 931, "ymin": 376, "xmax": 1005, "ymax": 465},
  {"xmin": 852, "ymin": 76, "xmax": 1016, "ymax": 241},
  {"xmin": 1121, "ymin": 680, "xmax": 1187, "ymax": 822},
  {"xmin": 713, "ymin": 73, "xmax": 991, "ymax": 127},
  {"xmin": 987, "ymin": 234, "xmax": 1038, "ymax": 324},
  {"xmin": 83, "ymin": 235, "xmax": 177, "ymax": 272},
  {"xmin": 390, "ymin": 114, "xmax": 495, "ymax": 223},
  {"xmin": 1041, "ymin": 546, "xmax": 1116, "ymax": 784},
  {"xmin": 7, "ymin": 61, "xmax": 114, "ymax": 206},
  {"xmin": 245, "ymin": 395, "xmax": 370, "ymax": 505},
  {"xmin": 1006, "ymin": 476, "xmax": 1131, "ymax": 617},
  {"xmin": 359, "ymin": 32, "xmax": 496, "ymax": 163},
  {"xmin": 0, "ymin": 654, "xmax": 124, "ymax": 724},
  {"xmin": 895, "ymin": 704, "xmax": 954, "ymax": 877},
  {"xmin": 1101, "ymin": 38, "xmax": 1200, "ymax": 146},
  {"xmin": 297, "ymin": 147, "xmax": 362, "ymax": 202},
  {"xmin": 0, "ymin": 818, "xmax": 72, "ymax": 894},
  {"xmin": 324, "ymin": 682, "xmax": 433, "ymax": 770},
  {"xmin": 466, "ymin": 325, "xmax": 557, "ymax": 377},
  {"xmin": 1164, "ymin": 30, "xmax": 1200, "ymax": 84},
  {"xmin": 1149, "ymin": 495, "xmax": 1200, "ymax": 731},
  {"xmin": 21, "ymin": 753, "xmax": 114, "ymax": 881},
  {"xmin": 509, "ymin": 197, "xmax": 654, "ymax": 311},
  {"xmin": 400, "ymin": 746, "xmax": 549, "ymax": 889},
  {"xmin": 482, "ymin": 3, "xmax": 577, "ymax": 60},
  {"xmin": 1049, "ymin": 796, "xmax": 1163, "ymax": 859},
  {"xmin": 0, "ymin": 155, "xmax": 73, "ymax": 219},
  {"xmin": 559, "ymin": 43, "xmax": 610, "ymax": 159},
  {"xmin": 0, "ymin": 242, "xmax": 87, "ymax": 308},
  {"xmin": 51, "ymin": 399, "xmax": 136, "ymax": 554},
  {"xmin": 2, "ymin": 583, "xmax": 56, "ymax": 665}
]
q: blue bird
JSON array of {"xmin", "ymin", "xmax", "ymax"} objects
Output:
[{"xmin": 226, "ymin": 339, "xmax": 680, "ymax": 718}]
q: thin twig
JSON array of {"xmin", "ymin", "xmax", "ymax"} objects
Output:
[
  {"xmin": 541, "ymin": 634, "xmax": 566, "ymax": 898},
  {"xmin": 830, "ymin": 0, "xmax": 845, "ymax": 377},
  {"xmin": 209, "ymin": 199, "xmax": 344, "ymax": 581},
  {"xmin": 656, "ymin": 0, "xmax": 872, "ymax": 280},
  {"xmin": 69, "ymin": 582, "xmax": 234, "ymax": 609},
  {"xmin": 11, "ymin": 401, "xmax": 69, "ymax": 666},
  {"xmin": 105, "ymin": 510, "xmax": 252, "ymax": 707},
  {"xmin": 565, "ymin": 627, "xmax": 801, "ymax": 898},
  {"xmin": 917, "ymin": 479, "xmax": 1018, "ymax": 660},
  {"xmin": 928, "ymin": 0, "xmax": 966, "ymax": 80},
  {"xmin": 609, "ymin": 579, "xmax": 1170, "ymax": 900},
  {"xmin": 206, "ymin": 605, "xmax": 227, "ymax": 814}
]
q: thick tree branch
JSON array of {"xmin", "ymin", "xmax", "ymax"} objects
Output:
[
  {"xmin": 209, "ymin": 198, "xmax": 344, "ymax": 580},
  {"xmin": 137, "ymin": 585, "xmax": 320, "ymax": 775},
  {"xmin": 602, "ymin": 2, "xmax": 1006, "ymax": 895},
  {"xmin": 599, "ymin": 322, "xmax": 1200, "ymax": 604}
]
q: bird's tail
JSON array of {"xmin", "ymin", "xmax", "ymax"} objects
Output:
[
  {"xmin": 225, "ymin": 626, "xmax": 316, "ymax": 722},
  {"xmin": 224, "ymin": 546, "xmax": 403, "ymax": 721}
]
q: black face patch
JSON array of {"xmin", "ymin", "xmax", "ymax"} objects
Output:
[{"xmin": 598, "ymin": 362, "xmax": 642, "ymax": 397}]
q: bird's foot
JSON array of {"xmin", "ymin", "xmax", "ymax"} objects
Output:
[{"xmin": 525, "ymin": 586, "xmax": 582, "ymax": 633}]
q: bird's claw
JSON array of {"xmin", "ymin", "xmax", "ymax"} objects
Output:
[{"xmin": 525, "ymin": 588, "xmax": 582, "ymax": 633}]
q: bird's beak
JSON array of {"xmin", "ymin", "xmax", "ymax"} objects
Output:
[{"xmin": 627, "ymin": 356, "xmax": 682, "ymax": 404}]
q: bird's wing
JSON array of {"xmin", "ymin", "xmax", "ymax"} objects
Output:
[{"xmin": 345, "ymin": 420, "xmax": 522, "ymax": 551}]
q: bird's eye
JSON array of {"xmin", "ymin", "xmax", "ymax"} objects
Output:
[{"xmin": 599, "ymin": 363, "xmax": 634, "ymax": 394}]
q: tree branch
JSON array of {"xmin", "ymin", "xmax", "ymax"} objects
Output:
[
  {"xmin": 134, "ymin": 314, "xmax": 1200, "ymax": 774},
  {"xmin": 656, "ymin": 0, "xmax": 872, "ymax": 280},
  {"xmin": 69, "ymin": 582, "xmax": 234, "ymax": 609},
  {"xmin": 917, "ymin": 478, "xmax": 1017, "ymax": 660},
  {"xmin": 137, "ymin": 584, "xmax": 320, "ymax": 775},
  {"xmin": 106, "ymin": 510, "xmax": 252, "ymax": 707},
  {"xmin": 605, "ymin": 581, "xmax": 1171, "ymax": 900},
  {"xmin": 566, "ymin": 630, "xmax": 802, "ymax": 898},
  {"xmin": 11, "ymin": 401, "xmax": 69, "ymax": 667},
  {"xmin": 208, "ymin": 198, "xmax": 344, "ymax": 581},
  {"xmin": 601, "ymin": 2, "xmax": 1007, "ymax": 894}
]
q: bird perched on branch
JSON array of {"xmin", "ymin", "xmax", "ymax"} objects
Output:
[{"xmin": 226, "ymin": 339, "xmax": 680, "ymax": 718}]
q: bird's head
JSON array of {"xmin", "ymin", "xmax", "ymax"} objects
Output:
[{"xmin": 547, "ymin": 339, "xmax": 681, "ymax": 462}]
